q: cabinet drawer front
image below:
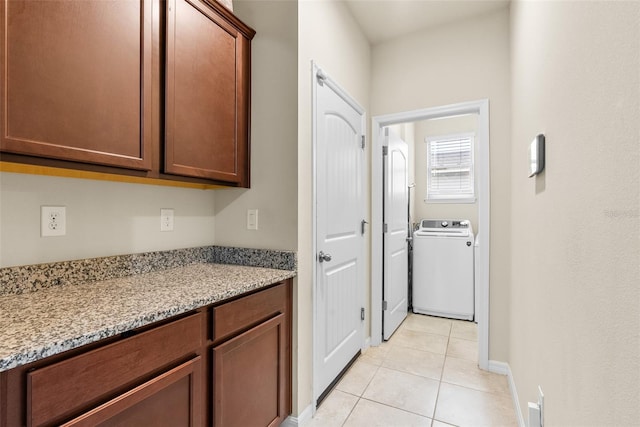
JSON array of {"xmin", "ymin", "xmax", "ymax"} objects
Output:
[
  {"xmin": 27, "ymin": 313, "xmax": 203, "ymax": 427},
  {"xmin": 212, "ymin": 283, "xmax": 286, "ymax": 343},
  {"xmin": 61, "ymin": 356, "xmax": 201, "ymax": 427}
]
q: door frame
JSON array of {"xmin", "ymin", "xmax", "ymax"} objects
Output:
[
  {"xmin": 311, "ymin": 62, "xmax": 367, "ymax": 407},
  {"xmin": 371, "ymin": 99, "xmax": 490, "ymax": 370}
]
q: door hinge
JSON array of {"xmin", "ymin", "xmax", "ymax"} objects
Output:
[
  {"xmin": 382, "ymin": 301, "xmax": 388, "ymax": 310},
  {"xmin": 361, "ymin": 135, "xmax": 365, "ymax": 150},
  {"xmin": 382, "ymin": 146, "xmax": 388, "ymax": 156},
  {"xmin": 383, "ymin": 223, "xmax": 388, "ymax": 233},
  {"xmin": 361, "ymin": 219, "xmax": 368, "ymax": 235},
  {"xmin": 361, "ymin": 307, "xmax": 365, "ymax": 321}
]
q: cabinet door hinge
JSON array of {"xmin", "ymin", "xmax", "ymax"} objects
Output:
[
  {"xmin": 382, "ymin": 301, "xmax": 388, "ymax": 311},
  {"xmin": 361, "ymin": 135, "xmax": 366, "ymax": 150},
  {"xmin": 361, "ymin": 307, "xmax": 365, "ymax": 320},
  {"xmin": 382, "ymin": 146, "xmax": 388, "ymax": 156},
  {"xmin": 383, "ymin": 223, "xmax": 388, "ymax": 233}
]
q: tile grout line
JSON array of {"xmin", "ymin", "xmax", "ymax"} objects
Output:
[
  {"xmin": 341, "ymin": 336, "xmax": 391, "ymax": 426},
  {"xmin": 431, "ymin": 322, "xmax": 453, "ymax": 427},
  {"xmin": 339, "ymin": 395, "xmax": 360, "ymax": 427}
]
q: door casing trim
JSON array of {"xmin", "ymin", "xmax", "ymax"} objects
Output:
[{"xmin": 371, "ymin": 99, "xmax": 490, "ymax": 370}]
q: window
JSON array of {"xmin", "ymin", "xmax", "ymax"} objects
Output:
[{"xmin": 425, "ymin": 133, "xmax": 475, "ymax": 202}]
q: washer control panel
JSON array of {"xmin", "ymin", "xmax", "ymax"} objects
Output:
[{"xmin": 420, "ymin": 219, "xmax": 469, "ymax": 230}]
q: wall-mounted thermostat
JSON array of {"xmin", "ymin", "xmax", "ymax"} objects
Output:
[{"xmin": 529, "ymin": 134, "xmax": 545, "ymax": 177}]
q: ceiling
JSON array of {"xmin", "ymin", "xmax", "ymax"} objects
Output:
[{"xmin": 344, "ymin": 0, "xmax": 510, "ymax": 45}]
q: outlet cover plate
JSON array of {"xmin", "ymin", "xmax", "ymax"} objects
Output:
[{"xmin": 41, "ymin": 206, "xmax": 66, "ymax": 237}]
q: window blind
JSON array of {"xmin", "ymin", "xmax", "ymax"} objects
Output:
[{"xmin": 426, "ymin": 134, "xmax": 475, "ymax": 200}]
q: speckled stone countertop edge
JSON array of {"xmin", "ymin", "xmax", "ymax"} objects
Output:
[
  {"xmin": 0, "ymin": 263, "xmax": 296, "ymax": 372},
  {"xmin": 0, "ymin": 245, "xmax": 297, "ymax": 296}
]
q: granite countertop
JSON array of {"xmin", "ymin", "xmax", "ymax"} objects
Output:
[{"xmin": 0, "ymin": 262, "xmax": 295, "ymax": 372}]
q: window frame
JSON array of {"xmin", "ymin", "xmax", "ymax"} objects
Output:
[{"xmin": 424, "ymin": 132, "xmax": 476, "ymax": 203}]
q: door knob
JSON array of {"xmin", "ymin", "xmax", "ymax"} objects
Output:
[{"xmin": 318, "ymin": 251, "xmax": 332, "ymax": 263}]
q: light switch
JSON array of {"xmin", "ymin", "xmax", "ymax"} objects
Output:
[{"xmin": 247, "ymin": 209, "xmax": 258, "ymax": 230}]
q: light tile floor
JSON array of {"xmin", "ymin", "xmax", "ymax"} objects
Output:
[{"xmin": 308, "ymin": 313, "xmax": 517, "ymax": 427}]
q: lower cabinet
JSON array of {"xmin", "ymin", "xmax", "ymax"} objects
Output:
[
  {"xmin": 211, "ymin": 281, "xmax": 292, "ymax": 427},
  {"xmin": 0, "ymin": 279, "xmax": 292, "ymax": 427},
  {"xmin": 213, "ymin": 315, "xmax": 286, "ymax": 427}
]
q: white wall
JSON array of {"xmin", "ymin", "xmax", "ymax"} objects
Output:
[
  {"xmin": 371, "ymin": 8, "xmax": 511, "ymax": 361},
  {"xmin": 414, "ymin": 114, "xmax": 479, "ymax": 231},
  {"xmin": 215, "ymin": 0, "xmax": 298, "ymax": 252},
  {"xmin": 509, "ymin": 1, "xmax": 640, "ymax": 424},
  {"xmin": 0, "ymin": 172, "xmax": 216, "ymax": 267},
  {"xmin": 298, "ymin": 0, "xmax": 371, "ymax": 415}
]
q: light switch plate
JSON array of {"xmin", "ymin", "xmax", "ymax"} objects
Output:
[
  {"xmin": 160, "ymin": 208, "xmax": 174, "ymax": 232},
  {"xmin": 247, "ymin": 209, "xmax": 258, "ymax": 230}
]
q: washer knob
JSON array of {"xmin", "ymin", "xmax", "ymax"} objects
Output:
[{"xmin": 441, "ymin": 221, "xmax": 448, "ymax": 227}]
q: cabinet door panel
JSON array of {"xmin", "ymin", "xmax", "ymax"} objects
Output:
[
  {"xmin": 165, "ymin": 0, "xmax": 250, "ymax": 185},
  {"xmin": 62, "ymin": 357, "xmax": 202, "ymax": 427},
  {"xmin": 0, "ymin": 0, "xmax": 152, "ymax": 170},
  {"xmin": 213, "ymin": 314, "xmax": 286, "ymax": 427}
]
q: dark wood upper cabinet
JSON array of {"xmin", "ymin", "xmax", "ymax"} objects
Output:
[
  {"xmin": 0, "ymin": 0, "xmax": 255, "ymax": 187},
  {"xmin": 0, "ymin": 0, "xmax": 153, "ymax": 170},
  {"xmin": 165, "ymin": 0, "xmax": 254, "ymax": 187}
]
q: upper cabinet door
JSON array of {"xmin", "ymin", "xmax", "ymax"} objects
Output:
[
  {"xmin": 0, "ymin": 0, "xmax": 153, "ymax": 170},
  {"xmin": 165, "ymin": 0, "xmax": 253, "ymax": 187}
]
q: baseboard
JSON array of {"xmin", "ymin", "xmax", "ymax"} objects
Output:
[
  {"xmin": 488, "ymin": 359, "xmax": 509, "ymax": 375},
  {"xmin": 282, "ymin": 404, "xmax": 313, "ymax": 427},
  {"xmin": 488, "ymin": 360, "xmax": 526, "ymax": 427},
  {"xmin": 363, "ymin": 336, "xmax": 371, "ymax": 351}
]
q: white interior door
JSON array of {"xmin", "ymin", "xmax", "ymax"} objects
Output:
[
  {"xmin": 383, "ymin": 127, "xmax": 409, "ymax": 340},
  {"xmin": 313, "ymin": 65, "xmax": 365, "ymax": 401}
]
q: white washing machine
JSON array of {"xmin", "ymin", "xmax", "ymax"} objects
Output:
[{"xmin": 412, "ymin": 219, "xmax": 475, "ymax": 321}]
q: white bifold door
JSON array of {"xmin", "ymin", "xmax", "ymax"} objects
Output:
[
  {"xmin": 313, "ymin": 65, "xmax": 365, "ymax": 402},
  {"xmin": 383, "ymin": 127, "xmax": 409, "ymax": 340}
]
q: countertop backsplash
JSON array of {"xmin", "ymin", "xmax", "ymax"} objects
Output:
[{"xmin": 0, "ymin": 245, "xmax": 297, "ymax": 296}]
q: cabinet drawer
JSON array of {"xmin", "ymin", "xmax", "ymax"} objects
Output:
[
  {"xmin": 61, "ymin": 357, "xmax": 202, "ymax": 427},
  {"xmin": 212, "ymin": 283, "xmax": 285, "ymax": 343},
  {"xmin": 27, "ymin": 313, "xmax": 203, "ymax": 427}
]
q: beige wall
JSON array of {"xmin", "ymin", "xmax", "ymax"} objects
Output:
[
  {"xmin": 216, "ymin": 1, "xmax": 298, "ymax": 252},
  {"xmin": 413, "ymin": 115, "xmax": 479, "ymax": 231},
  {"xmin": 509, "ymin": 1, "xmax": 640, "ymax": 424},
  {"xmin": 371, "ymin": 8, "xmax": 511, "ymax": 361},
  {"xmin": 0, "ymin": 172, "xmax": 216, "ymax": 267},
  {"xmin": 298, "ymin": 0, "xmax": 371, "ymax": 415}
]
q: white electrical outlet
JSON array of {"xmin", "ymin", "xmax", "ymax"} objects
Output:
[
  {"xmin": 41, "ymin": 206, "xmax": 66, "ymax": 237},
  {"xmin": 247, "ymin": 209, "xmax": 258, "ymax": 230},
  {"xmin": 160, "ymin": 208, "xmax": 174, "ymax": 232}
]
